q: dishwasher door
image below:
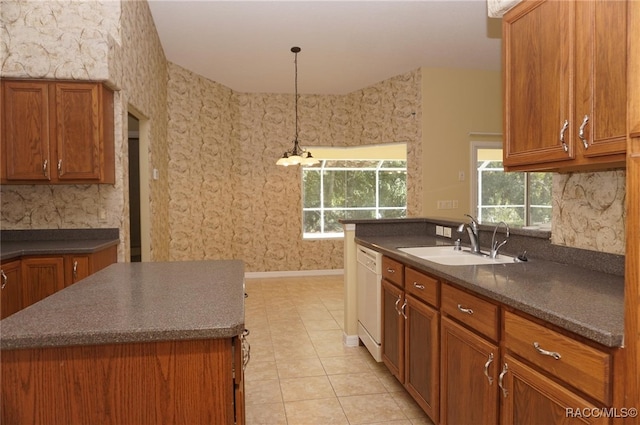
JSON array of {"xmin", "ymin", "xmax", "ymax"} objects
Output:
[{"xmin": 356, "ymin": 244, "xmax": 382, "ymax": 362}]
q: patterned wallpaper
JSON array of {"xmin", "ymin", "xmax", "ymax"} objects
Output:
[
  {"xmin": 166, "ymin": 65, "xmax": 422, "ymax": 271},
  {"xmin": 0, "ymin": 0, "xmax": 170, "ymax": 262},
  {"xmin": 552, "ymin": 170, "xmax": 626, "ymax": 254},
  {"xmin": 0, "ymin": 0, "xmax": 627, "ymax": 267}
]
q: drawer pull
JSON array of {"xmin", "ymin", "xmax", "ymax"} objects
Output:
[
  {"xmin": 483, "ymin": 353, "xmax": 494, "ymax": 385},
  {"xmin": 533, "ymin": 342, "xmax": 562, "ymax": 360},
  {"xmin": 457, "ymin": 304, "xmax": 474, "ymax": 315},
  {"xmin": 498, "ymin": 363, "xmax": 509, "ymax": 398},
  {"xmin": 386, "ymin": 268, "xmax": 396, "ymax": 274},
  {"xmin": 412, "ymin": 281, "xmax": 425, "ymax": 290},
  {"xmin": 1, "ymin": 270, "xmax": 7, "ymax": 289},
  {"xmin": 73, "ymin": 260, "xmax": 78, "ymax": 278}
]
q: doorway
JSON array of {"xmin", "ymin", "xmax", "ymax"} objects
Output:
[{"xmin": 128, "ymin": 114, "xmax": 142, "ymax": 262}]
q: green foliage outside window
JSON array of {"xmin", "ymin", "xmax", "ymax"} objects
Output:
[
  {"xmin": 303, "ymin": 160, "xmax": 407, "ymax": 237},
  {"xmin": 477, "ymin": 160, "xmax": 552, "ymax": 226}
]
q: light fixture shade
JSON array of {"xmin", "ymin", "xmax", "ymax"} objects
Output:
[{"xmin": 300, "ymin": 152, "xmax": 319, "ymax": 166}]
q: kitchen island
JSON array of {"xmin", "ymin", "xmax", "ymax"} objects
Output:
[{"xmin": 0, "ymin": 260, "xmax": 246, "ymax": 425}]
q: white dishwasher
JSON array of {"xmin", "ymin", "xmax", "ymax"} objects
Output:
[{"xmin": 356, "ymin": 244, "xmax": 383, "ymax": 362}]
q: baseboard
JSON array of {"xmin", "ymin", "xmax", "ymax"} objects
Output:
[
  {"xmin": 245, "ymin": 269, "xmax": 344, "ymax": 279},
  {"xmin": 343, "ymin": 333, "xmax": 360, "ymax": 347}
]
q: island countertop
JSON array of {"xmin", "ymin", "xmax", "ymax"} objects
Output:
[{"xmin": 0, "ymin": 260, "xmax": 245, "ymax": 350}]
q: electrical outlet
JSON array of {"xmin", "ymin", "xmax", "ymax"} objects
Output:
[
  {"xmin": 458, "ymin": 171, "xmax": 465, "ymax": 181},
  {"xmin": 443, "ymin": 227, "xmax": 452, "ymax": 238},
  {"xmin": 436, "ymin": 225, "xmax": 444, "ymax": 236}
]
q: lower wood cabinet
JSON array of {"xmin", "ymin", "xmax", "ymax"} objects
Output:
[
  {"xmin": 500, "ymin": 354, "xmax": 609, "ymax": 425},
  {"xmin": 378, "ymin": 256, "xmax": 618, "ymax": 425},
  {"xmin": 405, "ymin": 294, "xmax": 439, "ymax": 422},
  {"xmin": 0, "ymin": 245, "xmax": 116, "ymax": 318},
  {"xmin": 440, "ymin": 316, "xmax": 499, "ymax": 425},
  {"xmin": 0, "ymin": 260, "xmax": 22, "ymax": 320},
  {"xmin": 21, "ymin": 256, "xmax": 65, "ymax": 310},
  {"xmin": 381, "ymin": 260, "xmax": 440, "ymax": 423},
  {"xmin": 382, "ymin": 277, "xmax": 404, "ymax": 380},
  {"xmin": 2, "ymin": 337, "xmax": 244, "ymax": 424}
]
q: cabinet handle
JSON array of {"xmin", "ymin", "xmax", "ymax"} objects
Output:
[
  {"xmin": 42, "ymin": 159, "xmax": 48, "ymax": 176},
  {"xmin": 483, "ymin": 352, "xmax": 494, "ymax": 385},
  {"xmin": 457, "ymin": 304, "xmax": 474, "ymax": 315},
  {"xmin": 400, "ymin": 299, "xmax": 407, "ymax": 319},
  {"xmin": 498, "ymin": 362, "xmax": 509, "ymax": 398},
  {"xmin": 57, "ymin": 159, "xmax": 63, "ymax": 174},
  {"xmin": 1, "ymin": 270, "xmax": 7, "ymax": 289},
  {"xmin": 559, "ymin": 119, "xmax": 569, "ymax": 152},
  {"xmin": 578, "ymin": 115, "xmax": 589, "ymax": 149},
  {"xmin": 73, "ymin": 260, "xmax": 78, "ymax": 278},
  {"xmin": 386, "ymin": 267, "xmax": 396, "ymax": 274},
  {"xmin": 412, "ymin": 281, "xmax": 425, "ymax": 290},
  {"xmin": 533, "ymin": 342, "xmax": 562, "ymax": 360},
  {"xmin": 395, "ymin": 294, "xmax": 402, "ymax": 315}
]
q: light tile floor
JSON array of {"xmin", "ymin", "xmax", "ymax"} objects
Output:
[{"xmin": 244, "ymin": 275, "xmax": 435, "ymax": 425}]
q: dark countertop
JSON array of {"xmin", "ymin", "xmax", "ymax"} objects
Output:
[
  {"xmin": 0, "ymin": 260, "xmax": 246, "ymax": 350},
  {"xmin": 356, "ymin": 234, "xmax": 624, "ymax": 348},
  {"xmin": 1, "ymin": 228, "xmax": 120, "ymax": 261}
]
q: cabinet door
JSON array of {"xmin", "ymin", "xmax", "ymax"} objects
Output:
[
  {"xmin": 440, "ymin": 316, "xmax": 499, "ymax": 425},
  {"xmin": 503, "ymin": 0, "xmax": 575, "ymax": 168},
  {"xmin": 575, "ymin": 0, "xmax": 627, "ymax": 159},
  {"xmin": 405, "ymin": 295, "xmax": 439, "ymax": 423},
  {"xmin": 501, "ymin": 355, "xmax": 610, "ymax": 425},
  {"xmin": 68, "ymin": 255, "xmax": 90, "ymax": 286},
  {"xmin": 54, "ymin": 83, "xmax": 102, "ymax": 181},
  {"xmin": 21, "ymin": 257, "xmax": 65, "ymax": 309},
  {"xmin": 1, "ymin": 260, "xmax": 22, "ymax": 319},
  {"xmin": 1, "ymin": 81, "xmax": 51, "ymax": 181},
  {"xmin": 381, "ymin": 279, "xmax": 404, "ymax": 382}
]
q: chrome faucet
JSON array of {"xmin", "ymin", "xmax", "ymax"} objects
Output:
[
  {"xmin": 490, "ymin": 221, "xmax": 510, "ymax": 259},
  {"xmin": 458, "ymin": 214, "xmax": 481, "ymax": 254}
]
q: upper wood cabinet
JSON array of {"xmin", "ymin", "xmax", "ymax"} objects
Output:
[
  {"xmin": 0, "ymin": 79, "xmax": 115, "ymax": 184},
  {"xmin": 503, "ymin": 0, "xmax": 627, "ymax": 172}
]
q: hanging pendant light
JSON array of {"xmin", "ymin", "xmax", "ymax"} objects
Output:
[{"xmin": 276, "ymin": 46, "xmax": 319, "ymax": 167}]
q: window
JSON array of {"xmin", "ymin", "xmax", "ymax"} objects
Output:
[
  {"xmin": 472, "ymin": 142, "xmax": 552, "ymax": 227},
  {"xmin": 301, "ymin": 144, "xmax": 407, "ymax": 238}
]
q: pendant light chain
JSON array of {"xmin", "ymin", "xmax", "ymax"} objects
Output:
[
  {"xmin": 294, "ymin": 48, "xmax": 299, "ymax": 142},
  {"xmin": 276, "ymin": 46, "xmax": 318, "ymax": 166}
]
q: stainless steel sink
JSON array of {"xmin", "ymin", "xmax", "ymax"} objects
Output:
[{"xmin": 398, "ymin": 246, "xmax": 513, "ymax": 266}]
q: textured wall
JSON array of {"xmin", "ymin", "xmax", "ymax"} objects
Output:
[
  {"xmin": 166, "ymin": 66, "xmax": 422, "ymax": 271},
  {"xmin": 552, "ymin": 171, "xmax": 626, "ymax": 254},
  {"xmin": 0, "ymin": 0, "xmax": 169, "ymax": 261},
  {"xmin": 166, "ymin": 63, "xmax": 234, "ymax": 261}
]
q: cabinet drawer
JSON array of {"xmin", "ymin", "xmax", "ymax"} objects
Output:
[
  {"xmin": 382, "ymin": 256, "xmax": 404, "ymax": 288},
  {"xmin": 404, "ymin": 267, "xmax": 438, "ymax": 307},
  {"xmin": 503, "ymin": 311, "xmax": 611, "ymax": 405},
  {"xmin": 441, "ymin": 284, "xmax": 498, "ymax": 341}
]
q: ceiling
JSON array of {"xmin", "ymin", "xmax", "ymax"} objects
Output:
[{"xmin": 147, "ymin": 0, "xmax": 503, "ymax": 95}]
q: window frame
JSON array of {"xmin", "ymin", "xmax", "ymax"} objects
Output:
[
  {"xmin": 471, "ymin": 141, "xmax": 552, "ymax": 227},
  {"xmin": 301, "ymin": 159, "xmax": 407, "ymax": 239}
]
